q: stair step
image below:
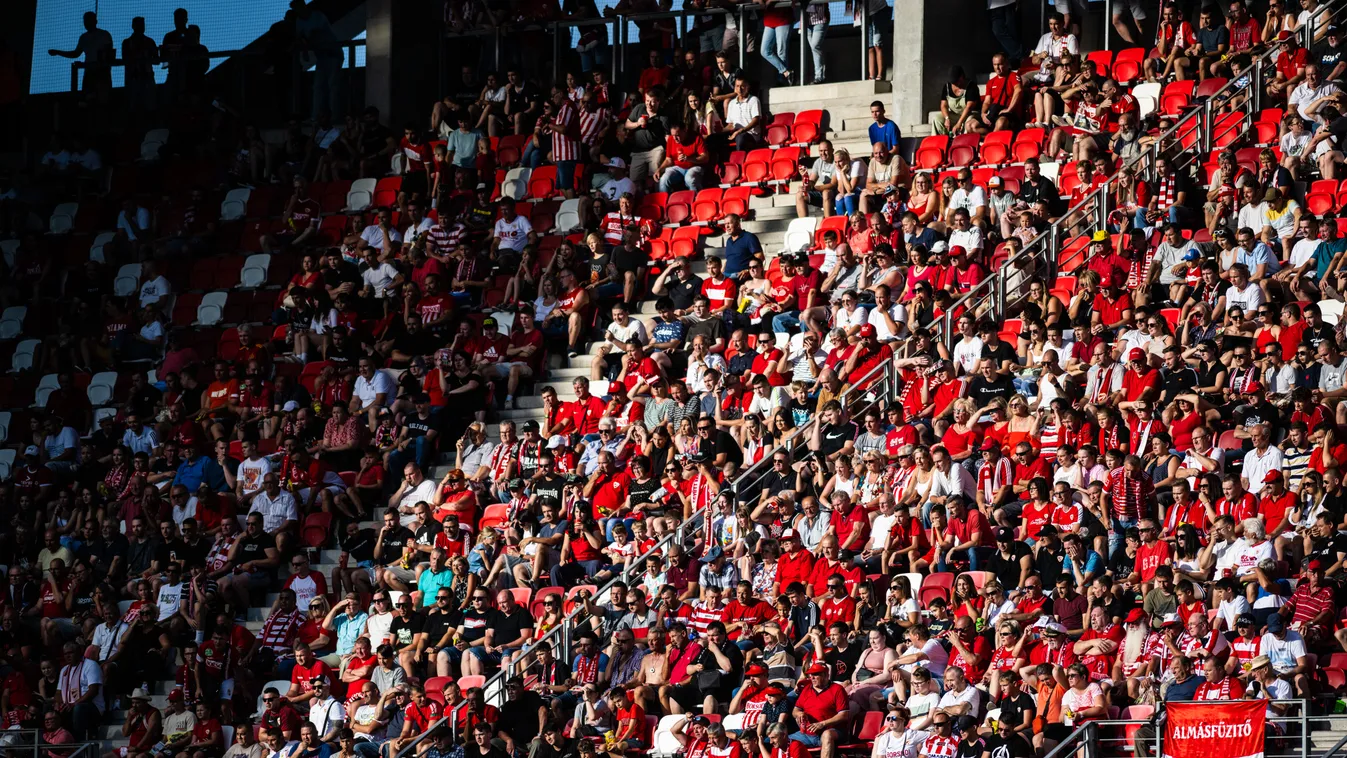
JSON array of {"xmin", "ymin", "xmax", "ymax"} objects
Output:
[{"xmin": 764, "ymin": 79, "xmax": 891, "ymax": 106}]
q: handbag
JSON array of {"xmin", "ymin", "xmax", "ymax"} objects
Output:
[{"xmin": 697, "ymin": 670, "xmax": 723, "ymax": 690}]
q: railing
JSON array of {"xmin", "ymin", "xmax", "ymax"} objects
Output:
[
  {"xmin": 448, "ymin": 1, "xmax": 865, "ymax": 89},
  {"xmin": 997, "ymin": 0, "xmax": 1347, "ymax": 323},
  {"xmin": 0, "ymin": 735, "xmax": 103, "ymax": 758},
  {"xmin": 1043, "ymin": 700, "xmax": 1316, "ymax": 758},
  {"xmin": 66, "ymin": 40, "xmax": 367, "ymax": 115}
]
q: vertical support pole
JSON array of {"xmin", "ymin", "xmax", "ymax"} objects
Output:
[
  {"xmin": 1105, "ymin": 0, "xmax": 1111, "ymax": 51},
  {"xmin": 739, "ymin": 6, "xmax": 746, "ymax": 70},
  {"xmin": 861, "ymin": 0, "xmax": 868, "ymax": 82},
  {"xmin": 553, "ymin": 22, "xmax": 560, "ymax": 82},
  {"xmin": 800, "ymin": 4, "xmax": 807, "ymax": 85},
  {"xmin": 1252, "ymin": 54, "xmax": 1262, "ymax": 114}
]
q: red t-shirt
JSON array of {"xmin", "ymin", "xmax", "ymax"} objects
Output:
[
  {"xmin": 1134, "ymin": 540, "xmax": 1171, "ymax": 582},
  {"xmin": 795, "ymin": 683, "xmax": 847, "ymax": 725},
  {"xmin": 416, "ymin": 294, "xmax": 454, "ymax": 324},
  {"xmin": 701, "ymin": 277, "xmax": 738, "ymax": 312},
  {"xmin": 665, "ymin": 134, "xmax": 707, "ymax": 169},
  {"xmin": 590, "ymin": 470, "xmax": 632, "ymax": 520},
  {"xmin": 471, "ymin": 334, "xmax": 510, "ymax": 364}
]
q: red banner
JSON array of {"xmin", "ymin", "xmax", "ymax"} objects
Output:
[{"xmin": 1163, "ymin": 700, "xmax": 1266, "ymax": 758}]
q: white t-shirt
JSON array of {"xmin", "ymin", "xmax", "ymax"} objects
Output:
[
  {"xmin": 365, "ymin": 611, "xmax": 395, "ymax": 647},
  {"xmin": 1241, "ymin": 446, "xmax": 1283, "ymax": 490},
  {"xmin": 288, "ymin": 573, "xmax": 323, "ymax": 612},
  {"xmin": 872, "ymin": 729, "xmax": 930, "ymax": 758},
  {"xmin": 138, "ymin": 275, "xmax": 172, "ymax": 308},
  {"xmin": 867, "ymin": 302, "xmax": 908, "ymax": 341},
  {"xmin": 606, "ymin": 319, "xmax": 647, "ymax": 345},
  {"xmin": 599, "ymin": 177, "xmax": 636, "ymax": 203},
  {"xmin": 140, "ymin": 319, "xmax": 164, "ymax": 342},
  {"xmin": 1225, "ymin": 282, "xmax": 1265, "ymax": 313},
  {"xmin": 952, "ymin": 336, "xmax": 985, "ymax": 375},
  {"xmin": 1320, "ymin": 358, "xmax": 1347, "ymax": 393},
  {"xmin": 949, "ymin": 186, "xmax": 988, "ymax": 215},
  {"xmin": 905, "ymin": 692, "xmax": 941, "ymax": 720},
  {"xmin": 1259, "ymin": 630, "xmax": 1306, "ymax": 674},
  {"xmin": 396, "ymin": 480, "xmax": 440, "ymax": 526},
  {"xmin": 360, "ymin": 224, "xmax": 403, "ymax": 250},
  {"xmin": 157, "ymin": 582, "xmax": 184, "ymax": 620},
  {"xmin": 354, "ymin": 371, "xmax": 395, "ymax": 407},
  {"xmin": 237, "ymin": 457, "xmax": 273, "ymax": 496},
  {"xmin": 493, "ymin": 215, "xmax": 533, "ymax": 252},
  {"xmin": 901, "ymin": 638, "xmax": 949, "ymax": 676},
  {"xmin": 1231, "ymin": 538, "xmax": 1275, "ymax": 576},
  {"xmin": 361, "ymin": 262, "xmax": 401, "ymax": 297},
  {"xmin": 937, "ymin": 685, "xmax": 982, "ymax": 715},
  {"xmin": 725, "ymin": 95, "xmax": 763, "ymax": 131},
  {"xmin": 1236, "ymin": 202, "xmax": 1268, "ymax": 235},
  {"xmin": 307, "ymin": 695, "xmax": 346, "ymax": 737},
  {"xmin": 1290, "ymin": 237, "xmax": 1320, "ymax": 269}
]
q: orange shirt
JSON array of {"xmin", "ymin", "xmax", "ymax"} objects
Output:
[{"xmin": 205, "ymin": 379, "xmax": 240, "ymax": 413}]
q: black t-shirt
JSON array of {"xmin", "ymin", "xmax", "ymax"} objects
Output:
[
  {"xmin": 1107, "ymin": 547, "xmax": 1136, "ymax": 581},
  {"xmin": 684, "ymin": 316, "xmax": 724, "ymax": 348},
  {"xmin": 342, "ymin": 528, "xmax": 377, "ymax": 563},
  {"xmin": 954, "ymin": 737, "xmax": 986, "ymax": 758},
  {"xmin": 981, "ymin": 340, "xmax": 1019, "ymax": 369},
  {"xmin": 666, "ymin": 274, "xmax": 703, "ymax": 311},
  {"xmin": 154, "ymin": 539, "xmax": 188, "ymax": 569},
  {"xmin": 404, "ymin": 409, "xmax": 442, "ymax": 439},
  {"xmin": 987, "ymin": 541, "xmax": 1032, "ymax": 591},
  {"xmin": 127, "ymin": 386, "xmax": 162, "ymax": 419},
  {"xmin": 823, "ymin": 643, "xmax": 862, "ymax": 680},
  {"xmin": 414, "ymin": 520, "xmax": 444, "ymax": 548},
  {"xmin": 588, "ymin": 251, "xmax": 613, "ymax": 282},
  {"xmin": 492, "ymin": 607, "xmax": 535, "ymax": 645},
  {"xmin": 1304, "ymin": 322, "xmax": 1336, "ymax": 349},
  {"xmin": 818, "ymin": 421, "xmax": 857, "ymax": 458},
  {"xmin": 1160, "ymin": 366, "xmax": 1198, "ymax": 405},
  {"xmin": 625, "ymin": 101, "xmax": 671, "ymax": 152},
  {"xmin": 967, "ymin": 374, "xmax": 1016, "ymax": 405},
  {"xmin": 1018, "ymin": 176, "xmax": 1060, "ymax": 207},
  {"xmin": 708, "ymin": 430, "xmax": 744, "ymax": 467},
  {"xmin": 1309, "ymin": 531, "xmax": 1347, "ymax": 568},
  {"xmin": 421, "ymin": 608, "xmax": 459, "ymax": 648},
  {"xmin": 533, "ymin": 474, "xmax": 566, "ymax": 507},
  {"xmin": 628, "ymin": 477, "xmax": 661, "ymax": 507},
  {"xmin": 1233, "ymin": 401, "xmax": 1280, "ymax": 444},
  {"xmin": 322, "ymin": 263, "xmax": 361, "ymax": 292},
  {"xmin": 237, "ymin": 532, "xmax": 276, "ymax": 568},
  {"xmin": 326, "ymin": 340, "xmax": 364, "ymax": 372},
  {"xmin": 378, "ymin": 526, "xmax": 415, "ymax": 566},
  {"xmin": 1033, "ymin": 543, "xmax": 1065, "ymax": 588},
  {"xmin": 393, "ymin": 331, "xmax": 439, "ymax": 361},
  {"xmin": 504, "ymin": 83, "xmax": 542, "ymax": 117},
  {"xmin": 1314, "ymin": 40, "xmax": 1345, "ymax": 73},
  {"xmin": 388, "ymin": 612, "xmax": 424, "ymax": 648},
  {"xmin": 498, "ymin": 691, "xmax": 547, "ymax": 743},
  {"xmin": 359, "ymin": 123, "xmax": 392, "ymax": 158},
  {"xmin": 996, "ymin": 691, "xmax": 1038, "ymax": 733},
  {"xmin": 613, "ymin": 244, "xmax": 648, "ymax": 273},
  {"xmin": 460, "ymin": 607, "xmax": 497, "ymax": 643},
  {"xmin": 983, "ymin": 733, "xmax": 1035, "ymax": 758}
]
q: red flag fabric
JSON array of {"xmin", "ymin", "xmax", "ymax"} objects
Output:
[{"xmin": 1163, "ymin": 700, "xmax": 1266, "ymax": 758}]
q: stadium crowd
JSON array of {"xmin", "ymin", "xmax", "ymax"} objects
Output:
[{"xmin": 7, "ymin": 1, "xmax": 1347, "ymax": 758}]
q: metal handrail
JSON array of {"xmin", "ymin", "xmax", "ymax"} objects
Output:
[
  {"xmin": 1038, "ymin": 699, "xmax": 1312, "ymax": 758},
  {"xmin": 68, "ymin": 40, "xmax": 368, "ymax": 93}
]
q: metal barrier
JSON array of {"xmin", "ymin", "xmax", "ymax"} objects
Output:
[
  {"xmin": 0, "ymin": 735, "xmax": 103, "ymax": 758},
  {"xmin": 447, "ymin": 1, "xmax": 863, "ymax": 89},
  {"xmin": 1039, "ymin": 700, "xmax": 1324, "ymax": 758}
]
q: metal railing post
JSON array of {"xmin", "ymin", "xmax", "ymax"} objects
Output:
[
  {"xmin": 1302, "ymin": 702, "xmax": 1309, "ymax": 758},
  {"xmin": 860, "ymin": 0, "xmax": 868, "ymax": 81},
  {"xmin": 1252, "ymin": 54, "xmax": 1262, "ymax": 114},
  {"xmin": 553, "ymin": 22, "xmax": 560, "ymax": 83},
  {"xmin": 1104, "ymin": 0, "xmax": 1112, "ymax": 51},
  {"xmin": 739, "ymin": 5, "xmax": 747, "ymax": 70},
  {"xmin": 494, "ymin": 28, "xmax": 502, "ymax": 70},
  {"xmin": 611, "ymin": 18, "xmax": 619, "ymax": 84},
  {"xmin": 799, "ymin": 5, "xmax": 807, "ymax": 85}
]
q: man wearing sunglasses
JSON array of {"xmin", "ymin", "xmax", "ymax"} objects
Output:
[
  {"xmin": 790, "ymin": 662, "xmax": 851, "ymax": 758},
  {"xmin": 450, "ymin": 590, "xmax": 497, "ymax": 678}
]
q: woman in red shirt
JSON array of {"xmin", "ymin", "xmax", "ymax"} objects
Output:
[{"xmin": 941, "ymin": 399, "xmax": 983, "ymax": 466}]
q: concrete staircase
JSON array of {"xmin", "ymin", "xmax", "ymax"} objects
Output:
[{"xmin": 761, "ymin": 79, "xmax": 932, "ymax": 155}]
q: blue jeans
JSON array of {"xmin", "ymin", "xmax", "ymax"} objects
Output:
[
  {"xmin": 311, "ymin": 51, "xmax": 343, "ymax": 120},
  {"xmin": 522, "ymin": 142, "xmax": 545, "ymax": 169},
  {"xmin": 834, "ymin": 191, "xmax": 859, "ymax": 216},
  {"xmin": 1109, "ymin": 517, "xmax": 1139, "ymax": 559},
  {"xmin": 806, "ymin": 22, "xmax": 826, "ymax": 80},
  {"xmin": 790, "ymin": 732, "xmax": 823, "ymax": 747},
  {"xmin": 761, "ymin": 24, "xmax": 791, "ymax": 76},
  {"xmin": 388, "ymin": 436, "xmax": 433, "ymax": 477},
  {"xmin": 772, "ymin": 311, "xmax": 803, "ymax": 333},
  {"xmin": 659, "ymin": 165, "xmax": 707, "ymax": 193},
  {"xmin": 988, "ymin": 4, "xmax": 1026, "ymax": 61},
  {"xmin": 938, "ymin": 546, "xmax": 992, "ymax": 572}
]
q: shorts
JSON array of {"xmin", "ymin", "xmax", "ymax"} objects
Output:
[
  {"xmin": 998, "ymin": 500, "xmax": 1024, "ymax": 519},
  {"xmin": 384, "ymin": 564, "xmax": 422, "ymax": 584},
  {"xmin": 985, "ymin": 105, "xmax": 1022, "ymax": 130},
  {"xmin": 863, "ymin": 9, "xmax": 890, "ymax": 47},
  {"xmin": 403, "ymin": 172, "xmax": 429, "ymax": 199},
  {"xmin": 629, "ymin": 148, "xmax": 665, "ymax": 184},
  {"xmin": 470, "ymin": 646, "xmax": 503, "ymax": 665},
  {"xmin": 1110, "ymin": 0, "xmax": 1146, "ymax": 19},
  {"xmin": 298, "ymin": 485, "xmax": 343, "ymax": 503},
  {"xmin": 668, "ymin": 683, "xmax": 701, "ymax": 712},
  {"xmin": 700, "ymin": 27, "xmax": 725, "ymax": 53},
  {"xmin": 789, "ymin": 732, "xmax": 823, "ymax": 747},
  {"xmin": 484, "ymin": 361, "xmax": 530, "ymax": 379}
]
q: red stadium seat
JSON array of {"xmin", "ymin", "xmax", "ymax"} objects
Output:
[
  {"xmin": 637, "ymin": 192, "xmax": 668, "ymax": 222},
  {"xmin": 1210, "ymin": 112, "xmax": 1244, "ymax": 147},
  {"xmin": 1307, "ymin": 179, "xmax": 1340, "ymax": 216},
  {"xmin": 302, "ymin": 512, "xmax": 332, "ymax": 548},
  {"xmin": 1195, "ymin": 77, "xmax": 1229, "ymax": 99},
  {"xmin": 721, "ymin": 186, "xmax": 752, "ymax": 217},
  {"xmin": 979, "ymin": 130, "xmax": 1014, "ymax": 165},
  {"xmin": 670, "ymin": 226, "xmax": 702, "ymax": 258},
  {"xmin": 766, "ymin": 121, "xmax": 793, "ymax": 147},
  {"xmin": 770, "ymin": 147, "xmax": 802, "ymax": 182},
  {"xmin": 1112, "ymin": 47, "xmax": 1145, "ymax": 84},
  {"xmin": 1011, "ymin": 128, "xmax": 1046, "ymax": 162},
  {"xmin": 666, "ymin": 190, "xmax": 694, "ymax": 224},
  {"xmin": 947, "ymin": 133, "xmax": 980, "ymax": 167},
  {"xmin": 693, "ymin": 189, "xmax": 722, "ymax": 223},
  {"xmin": 743, "ymin": 148, "xmax": 774, "ymax": 183},
  {"xmin": 914, "ymin": 136, "xmax": 949, "ymax": 170},
  {"xmin": 792, "ymin": 110, "xmax": 824, "ymax": 144},
  {"xmin": 1085, "ymin": 49, "xmax": 1113, "ymax": 77},
  {"xmin": 1161, "ymin": 80, "xmax": 1195, "ymax": 116},
  {"xmin": 919, "ymin": 573, "xmax": 953, "ymax": 608},
  {"xmin": 528, "ymin": 166, "xmax": 559, "ymax": 199},
  {"xmin": 815, "ymin": 215, "xmax": 847, "ymax": 248}
]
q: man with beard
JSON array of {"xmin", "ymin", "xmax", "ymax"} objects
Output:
[
  {"xmin": 1073, "ymin": 605, "xmax": 1124, "ymax": 684},
  {"xmin": 1114, "ymin": 608, "xmax": 1156, "ymax": 701}
]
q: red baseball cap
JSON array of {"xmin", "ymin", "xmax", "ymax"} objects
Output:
[
  {"xmin": 858, "ymin": 324, "xmax": 877, "ymax": 338},
  {"xmin": 1264, "ymin": 470, "xmax": 1283, "ymax": 483},
  {"xmin": 1128, "ymin": 348, "xmax": 1146, "ymax": 362}
]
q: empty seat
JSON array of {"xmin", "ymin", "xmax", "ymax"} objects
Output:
[
  {"xmin": 528, "ymin": 166, "xmax": 559, "ymax": 199},
  {"xmin": 792, "ymin": 110, "xmax": 824, "ymax": 145},
  {"xmin": 1161, "ymin": 80, "xmax": 1195, "ymax": 115},
  {"xmin": 1111, "ymin": 47, "xmax": 1146, "ymax": 84},
  {"xmin": 742, "ymin": 148, "xmax": 774, "ymax": 183},
  {"xmin": 914, "ymin": 136, "xmax": 949, "ymax": 170},
  {"xmin": 1307, "ymin": 179, "xmax": 1340, "ymax": 216},
  {"xmin": 555, "ymin": 198, "xmax": 583, "ymax": 233},
  {"xmin": 220, "ymin": 188, "xmax": 252, "ymax": 221},
  {"xmin": 500, "ymin": 167, "xmax": 532, "ymax": 201},
  {"xmin": 1085, "ymin": 49, "xmax": 1113, "ymax": 77},
  {"xmin": 0, "ymin": 450, "xmax": 14, "ymax": 481},
  {"xmin": 947, "ymin": 133, "xmax": 980, "ymax": 167},
  {"xmin": 720, "ymin": 186, "xmax": 752, "ymax": 217},
  {"xmin": 345, "ymin": 178, "xmax": 377, "ymax": 211},
  {"xmin": 1011, "ymin": 128, "xmax": 1046, "ymax": 162},
  {"xmin": 10, "ymin": 339, "xmax": 39, "ymax": 372},
  {"xmin": 1132, "ymin": 82, "xmax": 1162, "ymax": 119},
  {"xmin": 0, "ymin": 411, "xmax": 9, "ymax": 443},
  {"xmin": 770, "ymin": 147, "xmax": 801, "ymax": 182},
  {"xmin": 979, "ymin": 130, "xmax": 1014, "ymax": 165},
  {"xmin": 239, "ymin": 254, "xmax": 272, "ymax": 288},
  {"xmin": 782, "ymin": 217, "xmax": 818, "ymax": 253},
  {"xmin": 140, "ymin": 128, "xmax": 169, "ymax": 161},
  {"xmin": 666, "ymin": 190, "xmax": 695, "ymax": 224},
  {"xmin": 0, "ymin": 306, "xmax": 26, "ymax": 340},
  {"xmin": 113, "ymin": 263, "xmax": 142, "ymax": 297},
  {"xmin": 49, "ymin": 202, "xmax": 78, "ymax": 234},
  {"xmin": 89, "ymin": 231, "xmax": 116, "ymax": 263},
  {"xmin": 692, "ymin": 188, "xmax": 722, "ymax": 223}
]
